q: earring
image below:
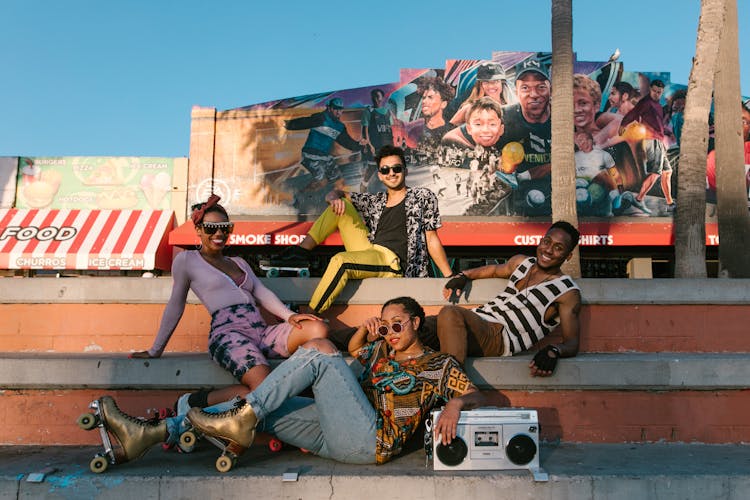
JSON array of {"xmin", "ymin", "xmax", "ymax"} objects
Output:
[{"xmin": 196, "ymin": 243, "xmax": 203, "ymax": 251}]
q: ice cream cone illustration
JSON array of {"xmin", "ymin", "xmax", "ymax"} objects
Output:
[{"xmin": 139, "ymin": 172, "xmax": 171, "ymax": 209}]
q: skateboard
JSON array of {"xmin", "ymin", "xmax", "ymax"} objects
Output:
[{"xmin": 259, "ymin": 260, "xmax": 310, "ymax": 278}]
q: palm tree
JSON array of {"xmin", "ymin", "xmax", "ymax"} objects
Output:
[
  {"xmin": 674, "ymin": 0, "xmax": 726, "ymax": 278},
  {"xmin": 550, "ymin": 0, "xmax": 580, "ymax": 277},
  {"xmin": 713, "ymin": 0, "xmax": 750, "ymax": 277}
]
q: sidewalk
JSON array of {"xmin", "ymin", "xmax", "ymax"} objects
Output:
[{"xmin": 2, "ymin": 442, "xmax": 749, "ymax": 499}]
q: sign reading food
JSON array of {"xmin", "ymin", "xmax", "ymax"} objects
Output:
[
  {"xmin": 15, "ymin": 157, "xmax": 175, "ymax": 210},
  {"xmin": 0, "ymin": 208, "xmax": 175, "ymax": 271}
]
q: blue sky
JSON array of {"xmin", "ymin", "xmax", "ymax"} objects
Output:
[{"xmin": 2, "ymin": 0, "xmax": 747, "ymax": 157}]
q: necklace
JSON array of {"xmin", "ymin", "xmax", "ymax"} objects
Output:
[
  {"xmin": 520, "ymin": 265, "xmax": 555, "ymax": 303},
  {"xmin": 389, "ymin": 349, "xmax": 425, "ymax": 363}
]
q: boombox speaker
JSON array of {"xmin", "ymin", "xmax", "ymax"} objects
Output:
[{"xmin": 428, "ymin": 407, "xmax": 547, "ymax": 482}]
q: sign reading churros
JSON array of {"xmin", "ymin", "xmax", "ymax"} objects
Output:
[{"xmin": 15, "ymin": 157, "xmax": 175, "ymax": 210}]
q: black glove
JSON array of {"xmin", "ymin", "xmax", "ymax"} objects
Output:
[
  {"xmin": 532, "ymin": 345, "xmax": 560, "ymax": 373},
  {"xmin": 444, "ymin": 272, "xmax": 469, "ymax": 292}
]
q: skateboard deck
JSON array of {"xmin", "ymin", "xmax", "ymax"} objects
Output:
[{"xmin": 259, "ymin": 263, "xmax": 310, "ymax": 278}]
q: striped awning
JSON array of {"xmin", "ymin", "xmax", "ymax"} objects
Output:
[{"xmin": 0, "ymin": 209, "xmax": 175, "ymax": 270}]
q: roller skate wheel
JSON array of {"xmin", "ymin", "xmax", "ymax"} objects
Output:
[
  {"xmin": 297, "ymin": 268, "xmax": 310, "ymax": 278},
  {"xmin": 77, "ymin": 412, "xmax": 98, "ymax": 431},
  {"xmin": 90, "ymin": 455, "xmax": 109, "ymax": 474},
  {"xmin": 266, "ymin": 268, "xmax": 280, "ymax": 278},
  {"xmin": 215, "ymin": 454, "xmax": 236, "ymax": 473},
  {"xmin": 179, "ymin": 431, "xmax": 197, "ymax": 453},
  {"xmin": 268, "ymin": 438, "xmax": 283, "ymax": 452}
]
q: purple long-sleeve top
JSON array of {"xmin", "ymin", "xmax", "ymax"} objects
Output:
[{"xmin": 146, "ymin": 250, "xmax": 294, "ymax": 356}]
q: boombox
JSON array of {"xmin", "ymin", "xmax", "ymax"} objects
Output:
[{"xmin": 428, "ymin": 407, "xmax": 547, "ymax": 481}]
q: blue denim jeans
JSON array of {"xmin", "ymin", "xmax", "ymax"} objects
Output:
[{"xmin": 166, "ymin": 346, "xmax": 377, "ymax": 464}]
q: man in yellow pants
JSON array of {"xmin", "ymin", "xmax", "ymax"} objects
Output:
[{"xmin": 277, "ymin": 145, "xmax": 454, "ymax": 313}]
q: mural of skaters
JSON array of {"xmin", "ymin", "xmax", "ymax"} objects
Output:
[{"xmin": 203, "ymin": 50, "xmax": 697, "ymax": 219}]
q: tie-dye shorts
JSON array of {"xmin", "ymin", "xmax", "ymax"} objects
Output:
[{"xmin": 208, "ymin": 303, "xmax": 293, "ymax": 380}]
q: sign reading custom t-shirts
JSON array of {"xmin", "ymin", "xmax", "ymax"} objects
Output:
[
  {"xmin": 0, "ymin": 209, "xmax": 175, "ymax": 270},
  {"xmin": 15, "ymin": 157, "xmax": 174, "ymax": 210}
]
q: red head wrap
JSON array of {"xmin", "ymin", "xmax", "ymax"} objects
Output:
[{"xmin": 191, "ymin": 194, "xmax": 221, "ymax": 225}]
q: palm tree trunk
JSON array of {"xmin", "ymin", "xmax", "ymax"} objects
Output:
[
  {"xmin": 674, "ymin": 0, "xmax": 726, "ymax": 278},
  {"xmin": 714, "ymin": 0, "xmax": 750, "ymax": 277},
  {"xmin": 550, "ymin": 0, "xmax": 580, "ymax": 277}
]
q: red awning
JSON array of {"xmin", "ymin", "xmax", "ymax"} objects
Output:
[
  {"xmin": 0, "ymin": 209, "xmax": 175, "ymax": 270},
  {"xmin": 169, "ymin": 219, "xmax": 720, "ymax": 248}
]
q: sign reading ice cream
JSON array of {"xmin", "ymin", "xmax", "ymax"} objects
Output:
[{"xmin": 15, "ymin": 157, "xmax": 175, "ymax": 210}]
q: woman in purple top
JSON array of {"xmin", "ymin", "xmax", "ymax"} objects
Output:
[{"xmin": 131, "ymin": 195, "xmax": 328, "ymax": 412}]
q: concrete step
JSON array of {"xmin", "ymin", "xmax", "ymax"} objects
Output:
[
  {"xmin": 2, "ymin": 353, "xmax": 750, "ymax": 446},
  {"xmin": 1, "ymin": 443, "xmax": 749, "ymax": 500},
  {"xmin": 3, "ymin": 277, "xmax": 750, "ymax": 448},
  {"xmin": 2, "ymin": 352, "xmax": 749, "ymax": 391},
  {"xmin": 2, "ymin": 277, "xmax": 749, "ymax": 354},
  {"xmin": 4, "ymin": 276, "xmax": 750, "ymax": 305}
]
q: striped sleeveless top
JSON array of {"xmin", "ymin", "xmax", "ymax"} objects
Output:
[{"xmin": 473, "ymin": 257, "xmax": 580, "ymax": 356}]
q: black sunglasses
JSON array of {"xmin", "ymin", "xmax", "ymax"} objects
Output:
[
  {"xmin": 200, "ymin": 222, "xmax": 234, "ymax": 235},
  {"xmin": 378, "ymin": 164, "xmax": 404, "ymax": 175}
]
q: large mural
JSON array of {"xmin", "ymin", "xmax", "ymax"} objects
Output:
[{"xmin": 188, "ymin": 50, "xmax": 745, "ymax": 219}]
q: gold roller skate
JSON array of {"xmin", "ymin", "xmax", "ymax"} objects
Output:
[
  {"xmin": 76, "ymin": 396, "xmax": 167, "ymax": 473},
  {"xmin": 184, "ymin": 399, "xmax": 257, "ymax": 472}
]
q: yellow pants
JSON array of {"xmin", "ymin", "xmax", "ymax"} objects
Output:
[{"xmin": 308, "ymin": 200, "xmax": 402, "ymax": 313}]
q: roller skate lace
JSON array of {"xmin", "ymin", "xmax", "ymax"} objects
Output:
[
  {"xmin": 192, "ymin": 397, "xmax": 247, "ymax": 420},
  {"xmin": 187, "ymin": 398, "xmax": 257, "ymax": 451}
]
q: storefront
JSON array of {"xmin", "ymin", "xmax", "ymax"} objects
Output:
[{"xmin": 168, "ymin": 218, "xmax": 720, "ymax": 249}]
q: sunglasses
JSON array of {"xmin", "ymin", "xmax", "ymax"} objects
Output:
[
  {"xmin": 378, "ymin": 164, "xmax": 404, "ymax": 175},
  {"xmin": 200, "ymin": 222, "xmax": 234, "ymax": 235},
  {"xmin": 377, "ymin": 318, "xmax": 411, "ymax": 337}
]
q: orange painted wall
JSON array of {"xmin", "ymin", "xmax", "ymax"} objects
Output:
[
  {"xmin": 3, "ymin": 389, "xmax": 749, "ymax": 446},
  {"xmin": 3, "ymin": 303, "xmax": 749, "ymax": 353}
]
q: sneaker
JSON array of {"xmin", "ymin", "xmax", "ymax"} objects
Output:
[
  {"xmin": 187, "ymin": 399, "xmax": 258, "ymax": 456},
  {"xmin": 630, "ymin": 196, "xmax": 652, "ymax": 215},
  {"xmin": 274, "ymin": 245, "xmax": 311, "ymax": 266},
  {"xmin": 99, "ymin": 396, "xmax": 167, "ymax": 463},
  {"xmin": 175, "ymin": 393, "xmax": 191, "ymax": 416},
  {"xmin": 665, "ymin": 202, "xmax": 676, "ymax": 213}
]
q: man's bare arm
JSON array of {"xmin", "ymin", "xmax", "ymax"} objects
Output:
[
  {"xmin": 554, "ymin": 289, "xmax": 582, "ymax": 357},
  {"xmin": 426, "ymin": 230, "xmax": 453, "ymax": 278},
  {"xmin": 461, "ymin": 254, "xmax": 527, "ymax": 280},
  {"xmin": 443, "ymin": 254, "xmax": 526, "ymax": 301},
  {"xmin": 528, "ymin": 289, "xmax": 581, "ymax": 377}
]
